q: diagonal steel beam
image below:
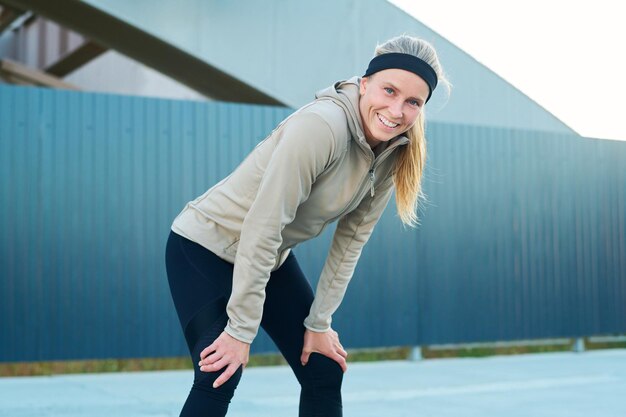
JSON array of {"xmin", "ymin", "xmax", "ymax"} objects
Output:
[
  {"xmin": 1, "ymin": 0, "xmax": 285, "ymax": 105},
  {"xmin": 45, "ymin": 40, "xmax": 107, "ymax": 77}
]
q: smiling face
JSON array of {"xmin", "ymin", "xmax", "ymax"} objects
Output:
[{"xmin": 358, "ymin": 68, "xmax": 430, "ymax": 149}]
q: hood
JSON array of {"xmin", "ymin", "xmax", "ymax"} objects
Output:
[
  {"xmin": 315, "ymin": 76, "xmax": 366, "ymax": 143},
  {"xmin": 315, "ymin": 76, "xmax": 409, "ymax": 154}
]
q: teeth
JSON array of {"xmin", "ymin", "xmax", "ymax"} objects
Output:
[{"xmin": 378, "ymin": 113, "xmax": 399, "ymax": 128}]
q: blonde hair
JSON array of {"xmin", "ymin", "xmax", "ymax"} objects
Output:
[{"xmin": 373, "ymin": 35, "xmax": 450, "ymax": 227}]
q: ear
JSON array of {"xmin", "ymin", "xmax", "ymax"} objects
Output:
[{"xmin": 359, "ymin": 76, "xmax": 368, "ymax": 95}]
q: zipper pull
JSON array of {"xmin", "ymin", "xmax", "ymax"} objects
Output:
[{"xmin": 369, "ymin": 169, "xmax": 375, "ymax": 197}]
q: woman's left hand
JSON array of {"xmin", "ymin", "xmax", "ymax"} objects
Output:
[{"xmin": 300, "ymin": 328, "xmax": 348, "ymax": 372}]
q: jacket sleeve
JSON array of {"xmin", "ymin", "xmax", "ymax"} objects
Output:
[
  {"xmin": 303, "ymin": 174, "xmax": 396, "ymax": 332},
  {"xmin": 224, "ymin": 111, "xmax": 337, "ymax": 344}
]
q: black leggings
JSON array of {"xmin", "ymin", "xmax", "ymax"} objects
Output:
[{"xmin": 165, "ymin": 231, "xmax": 343, "ymax": 417}]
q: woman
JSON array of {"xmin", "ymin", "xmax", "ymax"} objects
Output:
[{"xmin": 165, "ymin": 35, "xmax": 448, "ymax": 416}]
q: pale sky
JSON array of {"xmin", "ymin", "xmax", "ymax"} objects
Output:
[{"xmin": 388, "ymin": 0, "xmax": 624, "ymax": 141}]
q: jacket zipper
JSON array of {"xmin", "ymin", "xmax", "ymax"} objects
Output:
[
  {"xmin": 338, "ymin": 139, "xmax": 407, "ymax": 216},
  {"xmin": 310, "ymin": 138, "xmax": 408, "ymax": 239}
]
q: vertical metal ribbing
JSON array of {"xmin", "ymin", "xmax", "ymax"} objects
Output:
[{"xmin": 1, "ymin": 85, "xmax": 625, "ymax": 362}]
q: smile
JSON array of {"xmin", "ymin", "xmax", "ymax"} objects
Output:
[{"xmin": 377, "ymin": 113, "xmax": 399, "ymax": 128}]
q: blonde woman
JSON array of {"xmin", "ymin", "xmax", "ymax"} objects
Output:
[{"xmin": 165, "ymin": 35, "xmax": 448, "ymax": 416}]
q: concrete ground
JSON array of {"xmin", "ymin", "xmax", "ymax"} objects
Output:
[{"xmin": 1, "ymin": 349, "xmax": 624, "ymax": 417}]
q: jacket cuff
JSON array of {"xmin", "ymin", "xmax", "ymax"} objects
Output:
[
  {"xmin": 224, "ymin": 322, "xmax": 254, "ymax": 344},
  {"xmin": 303, "ymin": 315, "xmax": 332, "ymax": 333}
]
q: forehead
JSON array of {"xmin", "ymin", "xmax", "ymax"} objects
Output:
[{"xmin": 372, "ymin": 68, "xmax": 430, "ymax": 101}]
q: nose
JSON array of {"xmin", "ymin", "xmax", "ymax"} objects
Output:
[{"xmin": 388, "ymin": 99, "xmax": 403, "ymax": 119}]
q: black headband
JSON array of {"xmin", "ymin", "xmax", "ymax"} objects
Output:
[{"xmin": 363, "ymin": 52, "xmax": 438, "ymax": 103}]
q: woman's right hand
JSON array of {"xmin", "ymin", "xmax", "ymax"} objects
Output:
[{"xmin": 199, "ymin": 331, "xmax": 250, "ymax": 388}]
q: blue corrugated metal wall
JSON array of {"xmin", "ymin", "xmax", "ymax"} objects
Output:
[
  {"xmin": 1, "ymin": 86, "xmax": 625, "ymax": 362},
  {"xmin": 416, "ymin": 124, "xmax": 626, "ymax": 343}
]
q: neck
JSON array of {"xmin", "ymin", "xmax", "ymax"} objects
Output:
[{"xmin": 366, "ymin": 137, "xmax": 381, "ymax": 149}]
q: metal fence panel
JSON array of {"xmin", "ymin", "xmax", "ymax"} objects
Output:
[{"xmin": 1, "ymin": 86, "xmax": 625, "ymax": 362}]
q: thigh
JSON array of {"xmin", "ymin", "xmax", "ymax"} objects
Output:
[
  {"xmin": 165, "ymin": 231, "xmax": 243, "ymax": 395},
  {"xmin": 165, "ymin": 231, "xmax": 233, "ymax": 351},
  {"xmin": 165, "ymin": 231, "xmax": 233, "ymax": 328},
  {"xmin": 260, "ymin": 252, "xmax": 315, "ymax": 371},
  {"xmin": 261, "ymin": 253, "xmax": 345, "ymax": 390}
]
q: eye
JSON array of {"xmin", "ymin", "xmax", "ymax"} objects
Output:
[
  {"xmin": 384, "ymin": 87, "xmax": 394, "ymax": 94},
  {"xmin": 408, "ymin": 99, "xmax": 421, "ymax": 107}
]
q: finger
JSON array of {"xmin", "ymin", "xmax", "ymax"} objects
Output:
[
  {"xmin": 204, "ymin": 350, "xmax": 222, "ymax": 365},
  {"xmin": 198, "ymin": 350, "xmax": 220, "ymax": 367},
  {"xmin": 337, "ymin": 347, "xmax": 348, "ymax": 358},
  {"xmin": 200, "ymin": 343, "xmax": 217, "ymax": 361},
  {"xmin": 314, "ymin": 350, "xmax": 348, "ymax": 372},
  {"xmin": 335, "ymin": 355, "xmax": 348, "ymax": 373},
  {"xmin": 213, "ymin": 363, "xmax": 239, "ymax": 388},
  {"xmin": 300, "ymin": 350, "xmax": 311, "ymax": 366},
  {"xmin": 200, "ymin": 356, "xmax": 229, "ymax": 373}
]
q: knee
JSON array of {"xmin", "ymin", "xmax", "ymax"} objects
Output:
[
  {"xmin": 181, "ymin": 369, "xmax": 241, "ymax": 417},
  {"xmin": 192, "ymin": 364, "xmax": 243, "ymax": 403},
  {"xmin": 191, "ymin": 340, "xmax": 243, "ymax": 402},
  {"xmin": 299, "ymin": 352, "xmax": 344, "ymax": 391}
]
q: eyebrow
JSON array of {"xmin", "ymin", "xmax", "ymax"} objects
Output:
[{"xmin": 384, "ymin": 81, "xmax": 426, "ymax": 104}]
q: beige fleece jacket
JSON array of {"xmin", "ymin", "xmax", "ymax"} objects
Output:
[{"xmin": 171, "ymin": 76, "xmax": 409, "ymax": 343}]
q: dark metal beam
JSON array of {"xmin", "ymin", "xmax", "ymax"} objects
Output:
[
  {"xmin": 46, "ymin": 40, "xmax": 107, "ymax": 77},
  {"xmin": 1, "ymin": 0, "xmax": 285, "ymax": 105}
]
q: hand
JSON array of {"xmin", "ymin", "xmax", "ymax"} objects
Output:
[
  {"xmin": 199, "ymin": 331, "xmax": 250, "ymax": 388},
  {"xmin": 300, "ymin": 328, "xmax": 348, "ymax": 372}
]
